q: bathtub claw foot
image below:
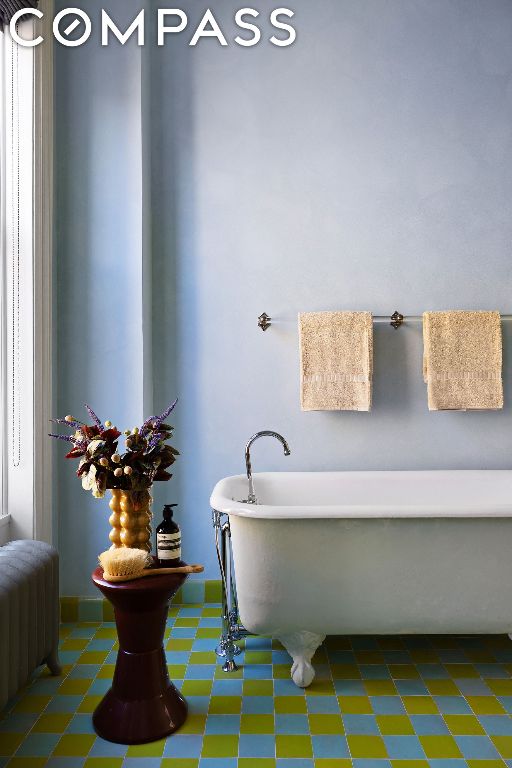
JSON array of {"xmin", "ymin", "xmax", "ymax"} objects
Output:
[{"xmin": 277, "ymin": 631, "xmax": 326, "ymax": 688}]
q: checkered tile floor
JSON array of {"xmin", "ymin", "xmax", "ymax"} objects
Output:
[{"xmin": 3, "ymin": 605, "xmax": 512, "ymax": 768}]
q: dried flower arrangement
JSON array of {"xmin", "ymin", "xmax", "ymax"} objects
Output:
[{"xmin": 49, "ymin": 400, "xmax": 179, "ymax": 499}]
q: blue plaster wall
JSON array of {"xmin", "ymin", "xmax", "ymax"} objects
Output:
[{"xmin": 55, "ymin": 0, "xmax": 512, "ymax": 594}]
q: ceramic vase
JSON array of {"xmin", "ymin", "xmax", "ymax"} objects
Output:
[{"xmin": 108, "ymin": 488, "xmax": 152, "ymax": 552}]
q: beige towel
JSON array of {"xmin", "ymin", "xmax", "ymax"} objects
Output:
[
  {"xmin": 423, "ymin": 310, "xmax": 503, "ymax": 411},
  {"xmin": 299, "ymin": 311, "xmax": 373, "ymax": 411}
]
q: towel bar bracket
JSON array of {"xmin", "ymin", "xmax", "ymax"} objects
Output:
[
  {"xmin": 390, "ymin": 311, "xmax": 404, "ymax": 329},
  {"xmin": 258, "ymin": 312, "xmax": 272, "ymax": 331}
]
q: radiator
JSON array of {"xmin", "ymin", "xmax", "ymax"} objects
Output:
[{"xmin": 0, "ymin": 540, "xmax": 61, "ymax": 711}]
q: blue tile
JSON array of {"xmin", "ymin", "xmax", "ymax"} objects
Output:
[
  {"xmin": 343, "ymin": 714, "xmax": 380, "ymax": 734},
  {"xmin": 105, "ymin": 651, "xmax": 118, "ymax": 664},
  {"xmin": 275, "ymin": 714, "xmax": 310, "ymax": 734},
  {"xmin": 454, "ymin": 735, "xmax": 501, "ymax": 758},
  {"xmin": 88, "ymin": 678, "xmax": 111, "ymax": 695},
  {"xmin": 456, "ymin": 679, "xmax": 492, "ymax": 696},
  {"xmin": 87, "ymin": 638, "xmax": 114, "ymax": 651},
  {"xmin": 370, "ymin": 696, "xmax": 405, "ymax": 714},
  {"xmin": 417, "ymin": 664, "xmax": 449, "ymax": 678},
  {"xmin": 164, "ymin": 734, "xmax": 203, "ymax": 757},
  {"xmin": 45, "ymin": 695, "xmax": 84, "ymax": 713},
  {"xmin": 360, "ymin": 665, "xmax": 391, "ymax": 680},
  {"xmin": 244, "ymin": 665, "xmax": 273, "ymax": 679},
  {"xmin": 186, "ymin": 665, "xmax": 216, "ymax": 679},
  {"xmin": 383, "ymin": 735, "xmax": 425, "ymax": 758},
  {"xmin": 273, "ymin": 650, "xmax": 292, "ymax": 664},
  {"xmin": 173, "ymin": 628, "xmax": 198, "ymax": 639},
  {"xmin": 200, "ymin": 760, "xmax": 238, "ymax": 768},
  {"xmin": 0, "ymin": 713, "xmax": 38, "ymax": 732},
  {"xmin": 352, "ymin": 638, "xmax": 379, "ymax": 650},
  {"xmin": 474, "ymin": 663, "xmax": 508, "ymax": 678},
  {"xmin": 334, "ymin": 680, "xmax": 366, "ymax": 696},
  {"xmin": 65, "ymin": 714, "xmax": 96, "ymax": 734},
  {"xmin": 242, "ymin": 696, "xmax": 275, "ymax": 714},
  {"xmin": 58, "ymin": 651, "xmax": 82, "ymax": 665},
  {"xmin": 199, "ymin": 618, "xmax": 222, "ymax": 628},
  {"xmin": 437, "ymin": 651, "xmax": 469, "ymax": 663},
  {"xmin": 494, "ymin": 650, "xmax": 512, "ymax": 662},
  {"xmin": 395, "ymin": 680, "xmax": 429, "ymax": 696},
  {"xmin": 28, "ymin": 678, "xmax": 63, "ymax": 695},
  {"xmin": 239, "ymin": 734, "xmax": 276, "ymax": 757},
  {"xmin": 434, "ymin": 695, "xmax": 472, "ymax": 714},
  {"xmin": 188, "ymin": 696, "xmax": 210, "ymax": 714},
  {"xmin": 211, "ymin": 679, "xmax": 244, "ymax": 696},
  {"xmin": 89, "ymin": 738, "xmax": 128, "ymax": 757},
  {"xmin": 46, "ymin": 759, "xmax": 85, "ymax": 768},
  {"xmin": 276, "ymin": 761, "xmax": 314, "ymax": 768},
  {"xmin": 180, "ymin": 606, "xmax": 203, "ymax": 617},
  {"xmin": 428, "ymin": 761, "xmax": 467, "ymax": 768},
  {"xmin": 181, "ymin": 581, "xmax": 204, "ymax": 604},
  {"xmin": 274, "ymin": 679, "xmax": 305, "ymax": 696},
  {"xmin": 410, "ymin": 714, "xmax": 450, "ymax": 734},
  {"xmin": 352, "ymin": 760, "xmax": 391, "ymax": 768},
  {"xmin": 312, "ymin": 734, "xmax": 349, "ymax": 758},
  {"xmin": 205, "ymin": 714, "xmax": 241, "ymax": 734},
  {"xmin": 68, "ymin": 664, "xmax": 99, "ymax": 679},
  {"xmin": 479, "ymin": 715, "xmax": 512, "ymax": 735},
  {"xmin": 382, "ymin": 651, "xmax": 411, "ymax": 663},
  {"xmin": 245, "ymin": 637, "xmax": 272, "ymax": 650},
  {"xmin": 307, "ymin": 696, "xmax": 340, "ymax": 714},
  {"xmin": 16, "ymin": 733, "xmax": 60, "ymax": 756},
  {"xmin": 193, "ymin": 639, "xmax": 219, "ymax": 652},
  {"xmin": 165, "ymin": 650, "xmax": 191, "ymax": 664},
  {"xmin": 499, "ymin": 697, "xmax": 512, "ymax": 713}
]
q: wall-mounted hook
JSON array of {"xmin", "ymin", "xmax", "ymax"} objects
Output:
[
  {"xmin": 390, "ymin": 311, "xmax": 404, "ymax": 329},
  {"xmin": 258, "ymin": 312, "xmax": 271, "ymax": 331}
]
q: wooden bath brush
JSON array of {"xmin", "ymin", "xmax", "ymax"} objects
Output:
[{"xmin": 99, "ymin": 548, "xmax": 204, "ymax": 583}]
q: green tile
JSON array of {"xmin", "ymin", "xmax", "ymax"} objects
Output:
[
  {"xmin": 364, "ymin": 680, "xmax": 397, "ymax": 696},
  {"xmin": 167, "ymin": 638, "xmax": 194, "ymax": 651},
  {"xmin": 60, "ymin": 638, "xmax": 89, "ymax": 651},
  {"xmin": 307, "ymin": 680, "xmax": 336, "ymax": 696},
  {"xmin": 78, "ymin": 599, "xmax": 103, "ymax": 622},
  {"xmin": 13, "ymin": 695, "xmax": 51, "ymax": 714},
  {"xmin": 205, "ymin": 580, "xmax": 222, "ymax": 603},
  {"xmin": 181, "ymin": 581, "xmax": 205, "ymax": 604},
  {"xmin": 238, "ymin": 760, "xmax": 276, "ymax": 768},
  {"xmin": 179, "ymin": 714, "xmax": 206, "ymax": 734},
  {"xmin": 32, "ymin": 713, "xmax": 73, "ymax": 733},
  {"xmin": 84, "ymin": 760, "xmax": 124, "ymax": 768},
  {"xmin": 273, "ymin": 664, "xmax": 292, "ymax": 679},
  {"xmin": 444, "ymin": 664, "xmax": 479, "ymax": 678},
  {"xmin": 466, "ymin": 761, "xmax": 507, "ymax": 768},
  {"xmin": 409, "ymin": 649, "xmax": 439, "ymax": 663},
  {"xmin": 331, "ymin": 664, "xmax": 361, "ymax": 679},
  {"xmin": 376, "ymin": 715, "xmax": 415, "ymax": 735},
  {"xmin": 202, "ymin": 606, "xmax": 222, "ymax": 617},
  {"xmin": 96, "ymin": 664, "xmax": 116, "ymax": 680},
  {"xmin": 161, "ymin": 761, "xmax": 199, "ymax": 768},
  {"xmin": 240, "ymin": 714, "xmax": 274, "ymax": 734},
  {"xmin": 7, "ymin": 759, "xmax": 47, "ymax": 768},
  {"xmin": 491, "ymin": 736, "xmax": 512, "ymax": 758},
  {"xmin": 245, "ymin": 651, "xmax": 272, "ymax": 665},
  {"xmin": 314, "ymin": 761, "xmax": 351, "ymax": 768},
  {"xmin": 390, "ymin": 762, "xmax": 429, "ymax": 768},
  {"xmin": 355, "ymin": 651, "xmax": 385, "ymax": 664},
  {"xmin": 196, "ymin": 628, "xmax": 220, "ymax": 639},
  {"xmin": 126, "ymin": 738, "xmax": 166, "ymax": 757},
  {"xmin": 347, "ymin": 734, "xmax": 387, "ymax": 758},
  {"xmin": 202, "ymin": 735, "xmax": 239, "ymax": 757},
  {"xmin": 174, "ymin": 617, "xmax": 200, "ymax": 627},
  {"xmin": 425, "ymin": 679, "xmax": 460, "ymax": 696},
  {"xmin": 57, "ymin": 678, "xmax": 91, "ymax": 695},
  {"xmin": 52, "ymin": 734, "xmax": 96, "ymax": 757},
  {"xmin": 487, "ymin": 679, "xmax": 512, "ymax": 696},
  {"xmin": 188, "ymin": 651, "xmax": 216, "ymax": 665},
  {"xmin": 78, "ymin": 651, "xmax": 108, "ymax": 665},
  {"xmin": 209, "ymin": 696, "xmax": 242, "ymax": 714},
  {"xmin": 78, "ymin": 695, "xmax": 103, "ymax": 713},
  {"xmin": 309, "ymin": 714, "xmax": 344, "ymax": 734},
  {"xmin": 94, "ymin": 628, "xmax": 117, "ymax": 639},
  {"xmin": 276, "ymin": 735, "xmax": 313, "ymax": 758},
  {"xmin": 389, "ymin": 664, "xmax": 420, "ymax": 679},
  {"xmin": 444, "ymin": 714, "xmax": 486, "ymax": 735},
  {"xmin": 0, "ymin": 733, "xmax": 24, "ymax": 756},
  {"xmin": 467, "ymin": 696, "xmax": 507, "ymax": 715},
  {"xmin": 338, "ymin": 696, "xmax": 372, "ymax": 714},
  {"xmin": 275, "ymin": 696, "xmax": 307, "ymax": 714},
  {"xmin": 102, "ymin": 600, "xmax": 114, "ymax": 621},
  {"xmin": 402, "ymin": 696, "xmax": 438, "ymax": 714},
  {"xmin": 181, "ymin": 680, "xmax": 213, "ymax": 696},
  {"xmin": 243, "ymin": 680, "xmax": 273, "ymax": 697},
  {"xmin": 167, "ymin": 664, "xmax": 187, "ymax": 679},
  {"xmin": 61, "ymin": 597, "xmax": 79, "ymax": 623},
  {"xmin": 419, "ymin": 735, "xmax": 463, "ymax": 758}
]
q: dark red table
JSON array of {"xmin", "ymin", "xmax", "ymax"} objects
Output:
[{"xmin": 91, "ymin": 563, "xmax": 188, "ymax": 744}]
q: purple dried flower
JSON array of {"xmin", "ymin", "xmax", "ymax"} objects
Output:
[
  {"xmin": 139, "ymin": 415, "xmax": 157, "ymax": 437},
  {"xmin": 84, "ymin": 404, "xmax": 104, "ymax": 431},
  {"xmin": 50, "ymin": 417, "xmax": 83, "ymax": 428},
  {"xmin": 152, "ymin": 398, "xmax": 178, "ymax": 431},
  {"xmin": 48, "ymin": 433, "xmax": 75, "ymax": 442}
]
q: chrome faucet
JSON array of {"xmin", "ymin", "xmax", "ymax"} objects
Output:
[{"xmin": 244, "ymin": 431, "xmax": 291, "ymax": 504}]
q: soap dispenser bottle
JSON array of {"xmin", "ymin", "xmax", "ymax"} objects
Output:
[{"xmin": 156, "ymin": 504, "xmax": 181, "ymax": 567}]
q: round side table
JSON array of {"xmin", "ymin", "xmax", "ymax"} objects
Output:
[{"xmin": 91, "ymin": 563, "xmax": 188, "ymax": 744}]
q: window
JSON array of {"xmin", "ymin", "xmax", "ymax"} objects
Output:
[{"xmin": 0, "ymin": 6, "xmax": 53, "ymax": 544}]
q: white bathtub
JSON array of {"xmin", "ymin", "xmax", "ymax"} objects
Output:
[{"xmin": 210, "ymin": 469, "xmax": 512, "ymax": 686}]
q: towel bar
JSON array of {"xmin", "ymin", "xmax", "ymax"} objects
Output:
[{"xmin": 258, "ymin": 311, "xmax": 512, "ymax": 331}]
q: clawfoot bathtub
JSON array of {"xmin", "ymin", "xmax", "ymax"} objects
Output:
[{"xmin": 211, "ymin": 470, "xmax": 512, "ymax": 687}]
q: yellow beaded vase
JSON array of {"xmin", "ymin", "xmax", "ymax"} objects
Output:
[{"xmin": 108, "ymin": 488, "xmax": 152, "ymax": 552}]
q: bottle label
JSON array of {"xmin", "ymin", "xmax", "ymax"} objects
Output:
[{"xmin": 157, "ymin": 532, "xmax": 181, "ymax": 560}]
